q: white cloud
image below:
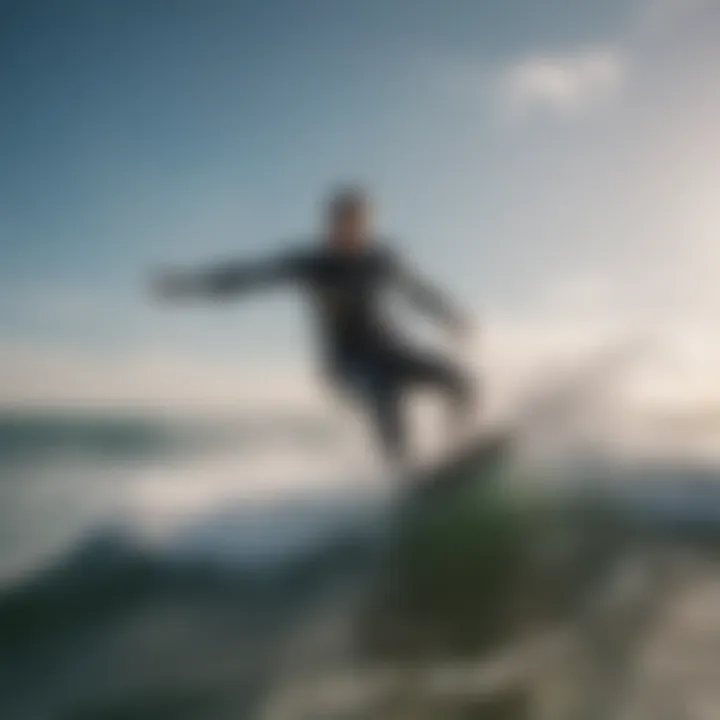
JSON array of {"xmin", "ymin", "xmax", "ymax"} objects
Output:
[{"xmin": 500, "ymin": 48, "xmax": 627, "ymax": 120}]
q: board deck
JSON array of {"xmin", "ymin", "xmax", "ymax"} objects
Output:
[{"xmin": 407, "ymin": 429, "xmax": 511, "ymax": 505}]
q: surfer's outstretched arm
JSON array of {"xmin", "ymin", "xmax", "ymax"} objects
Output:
[
  {"xmin": 390, "ymin": 254, "xmax": 467, "ymax": 332},
  {"xmin": 152, "ymin": 251, "xmax": 306, "ymax": 301}
]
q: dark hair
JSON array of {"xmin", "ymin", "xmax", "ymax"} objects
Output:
[{"xmin": 327, "ymin": 186, "xmax": 368, "ymax": 216}]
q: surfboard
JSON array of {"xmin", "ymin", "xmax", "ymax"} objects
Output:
[
  {"xmin": 379, "ymin": 429, "xmax": 514, "ymax": 539},
  {"xmin": 407, "ymin": 429, "xmax": 511, "ymax": 504},
  {"xmin": 358, "ymin": 429, "xmax": 517, "ymax": 660}
]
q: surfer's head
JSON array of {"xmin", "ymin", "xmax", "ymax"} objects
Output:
[{"xmin": 326, "ymin": 186, "xmax": 371, "ymax": 252}]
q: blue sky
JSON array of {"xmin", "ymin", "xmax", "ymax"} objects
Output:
[{"xmin": 1, "ymin": 0, "xmax": 719, "ymax": 411}]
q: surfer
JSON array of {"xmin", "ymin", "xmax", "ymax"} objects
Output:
[{"xmin": 153, "ymin": 188, "xmax": 478, "ymax": 464}]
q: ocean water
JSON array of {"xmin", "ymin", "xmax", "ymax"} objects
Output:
[
  {"xmin": 0, "ymin": 410, "xmax": 402, "ymax": 719},
  {"xmin": 1, "ymin": 409, "xmax": 720, "ymax": 720}
]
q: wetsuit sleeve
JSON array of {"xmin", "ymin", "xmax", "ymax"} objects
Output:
[
  {"xmin": 159, "ymin": 249, "xmax": 309, "ymax": 299},
  {"xmin": 387, "ymin": 250, "xmax": 465, "ymax": 328}
]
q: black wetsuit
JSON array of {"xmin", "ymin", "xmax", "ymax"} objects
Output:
[{"xmin": 185, "ymin": 241, "xmax": 475, "ymax": 460}]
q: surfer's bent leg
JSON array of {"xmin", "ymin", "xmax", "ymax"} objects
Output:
[
  {"xmin": 368, "ymin": 376, "xmax": 407, "ymax": 464},
  {"xmin": 346, "ymin": 362, "xmax": 407, "ymax": 463},
  {"xmin": 337, "ymin": 363, "xmax": 408, "ymax": 464},
  {"xmin": 393, "ymin": 348, "xmax": 479, "ymax": 433}
]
